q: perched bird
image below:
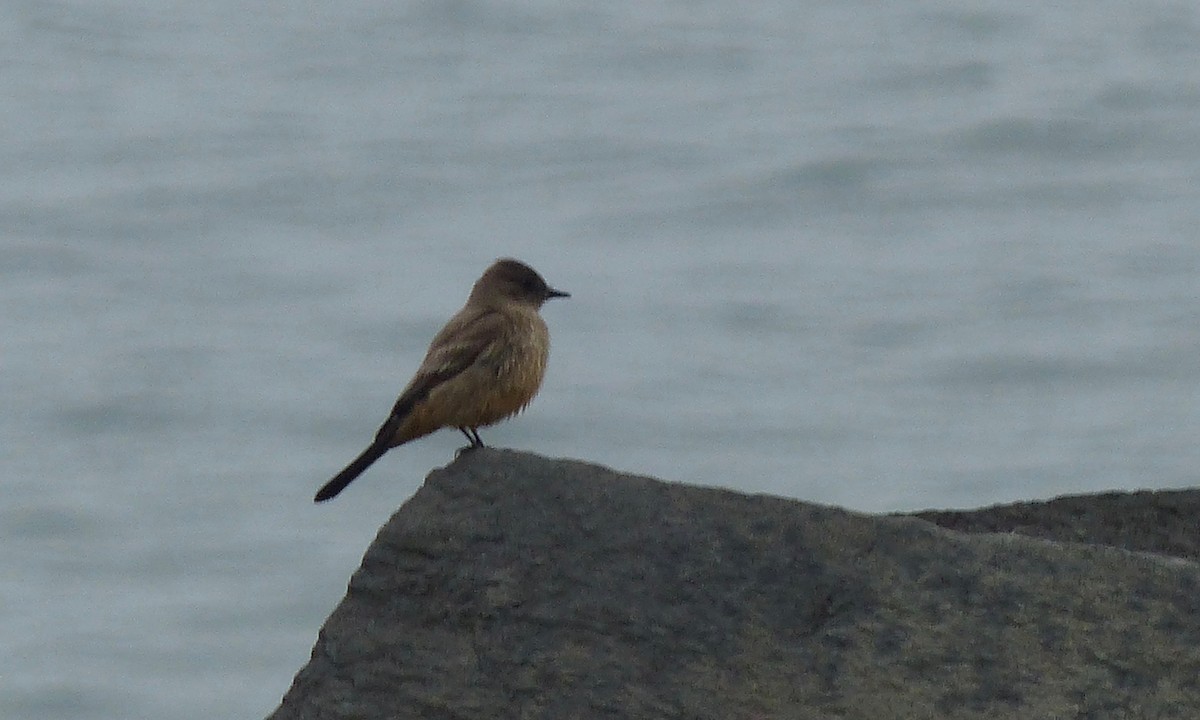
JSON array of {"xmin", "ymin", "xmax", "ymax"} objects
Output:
[{"xmin": 314, "ymin": 258, "xmax": 568, "ymax": 502}]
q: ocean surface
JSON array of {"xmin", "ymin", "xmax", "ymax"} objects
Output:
[{"xmin": 3, "ymin": 0, "xmax": 1198, "ymax": 717}]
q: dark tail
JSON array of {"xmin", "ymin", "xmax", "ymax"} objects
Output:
[{"xmin": 314, "ymin": 443, "xmax": 389, "ymax": 502}]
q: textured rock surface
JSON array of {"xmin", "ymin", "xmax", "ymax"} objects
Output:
[
  {"xmin": 270, "ymin": 450, "xmax": 1200, "ymax": 719},
  {"xmin": 913, "ymin": 489, "xmax": 1200, "ymax": 562}
]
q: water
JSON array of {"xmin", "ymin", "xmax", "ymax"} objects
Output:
[{"xmin": 3, "ymin": 1, "xmax": 1198, "ymax": 717}]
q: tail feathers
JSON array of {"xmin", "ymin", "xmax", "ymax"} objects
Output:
[{"xmin": 314, "ymin": 443, "xmax": 389, "ymax": 502}]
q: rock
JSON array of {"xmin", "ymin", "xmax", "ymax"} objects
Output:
[
  {"xmin": 269, "ymin": 449, "xmax": 1200, "ymax": 719},
  {"xmin": 912, "ymin": 490, "xmax": 1200, "ymax": 562}
]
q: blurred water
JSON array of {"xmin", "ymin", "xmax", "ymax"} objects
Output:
[{"xmin": 2, "ymin": 0, "xmax": 1198, "ymax": 717}]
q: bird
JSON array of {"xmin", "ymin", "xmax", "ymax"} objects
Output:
[{"xmin": 314, "ymin": 258, "xmax": 568, "ymax": 502}]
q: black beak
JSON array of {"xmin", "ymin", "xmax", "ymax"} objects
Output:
[{"xmin": 546, "ymin": 287, "xmax": 570, "ymax": 299}]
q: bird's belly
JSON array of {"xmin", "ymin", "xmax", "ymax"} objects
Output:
[
  {"xmin": 422, "ymin": 338, "xmax": 548, "ymax": 431},
  {"xmin": 458, "ymin": 341, "xmax": 548, "ymax": 427}
]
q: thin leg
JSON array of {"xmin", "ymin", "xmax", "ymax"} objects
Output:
[{"xmin": 458, "ymin": 427, "xmax": 485, "ymax": 448}]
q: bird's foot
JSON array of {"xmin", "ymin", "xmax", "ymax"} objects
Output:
[
  {"xmin": 457, "ymin": 426, "xmax": 486, "ymax": 450},
  {"xmin": 455, "ymin": 443, "xmax": 483, "ymax": 458}
]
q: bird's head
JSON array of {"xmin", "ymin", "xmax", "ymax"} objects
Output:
[{"xmin": 471, "ymin": 258, "xmax": 569, "ymax": 308}]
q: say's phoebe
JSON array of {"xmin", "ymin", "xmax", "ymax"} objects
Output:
[{"xmin": 314, "ymin": 258, "xmax": 568, "ymax": 502}]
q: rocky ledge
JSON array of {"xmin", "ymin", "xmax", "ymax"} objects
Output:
[{"xmin": 269, "ymin": 449, "xmax": 1200, "ymax": 719}]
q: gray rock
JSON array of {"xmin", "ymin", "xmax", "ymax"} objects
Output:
[
  {"xmin": 913, "ymin": 490, "xmax": 1200, "ymax": 562},
  {"xmin": 269, "ymin": 449, "xmax": 1200, "ymax": 719}
]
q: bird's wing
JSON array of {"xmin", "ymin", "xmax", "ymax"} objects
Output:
[{"xmin": 371, "ymin": 308, "xmax": 505, "ymax": 443}]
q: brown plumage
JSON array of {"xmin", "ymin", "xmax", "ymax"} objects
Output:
[{"xmin": 314, "ymin": 258, "xmax": 568, "ymax": 502}]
